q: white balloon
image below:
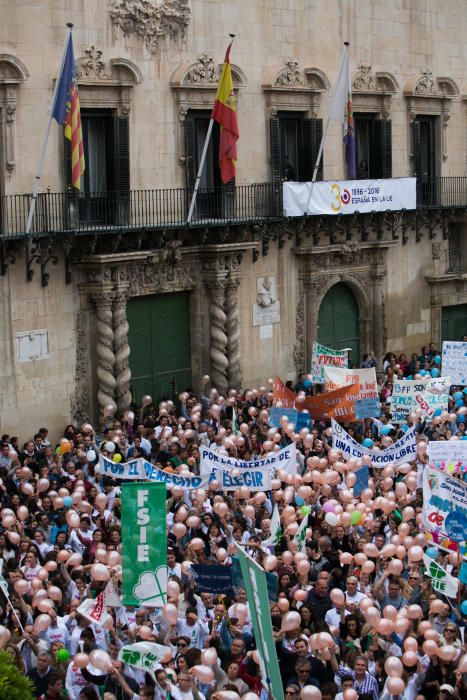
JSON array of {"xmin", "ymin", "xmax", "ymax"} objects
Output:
[{"xmin": 87, "ymin": 450, "xmax": 97, "ymax": 462}]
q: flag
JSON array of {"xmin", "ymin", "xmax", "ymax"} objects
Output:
[
  {"xmin": 293, "ymin": 510, "xmax": 310, "ymax": 553},
  {"xmin": 328, "ymin": 44, "xmax": 356, "ymax": 179},
  {"xmin": 77, "ymin": 591, "xmax": 111, "ymax": 627},
  {"xmin": 212, "ymin": 42, "xmax": 239, "ymax": 183},
  {"xmin": 52, "ymin": 32, "xmax": 85, "ymax": 189},
  {"xmin": 261, "ymin": 506, "xmax": 282, "ymax": 551},
  {"xmin": 422, "ymin": 554, "xmax": 459, "ymax": 598}
]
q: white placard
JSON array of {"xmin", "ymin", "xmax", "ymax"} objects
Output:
[
  {"xmin": 283, "ymin": 177, "xmax": 416, "ymax": 217},
  {"xmin": 442, "ymin": 341, "xmax": 467, "ymax": 385}
]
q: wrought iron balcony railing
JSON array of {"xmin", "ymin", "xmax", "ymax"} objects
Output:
[
  {"xmin": 0, "ymin": 178, "xmax": 465, "ymax": 239},
  {"xmin": 0, "ymin": 183, "xmax": 282, "ymax": 239}
]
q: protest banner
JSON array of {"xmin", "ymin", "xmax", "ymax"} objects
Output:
[
  {"xmin": 77, "ymin": 591, "xmax": 111, "ymax": 627},
  {"xmin": 121, "ymin": 483, "xmax": 167, "ymax": 607},
  {"xmin": 355, "ymin": 397, "xmax": 381, "ymax": 420},
  {"xmin": 283, "ymin": 177, "xmax": 416, "ymax": 217},
  {"xmin": 311, "ymin": 342, "xmax": 348, "ymax": 383},
  {"xmin": 442, "ymin": 341, "xmax": 467, "ymax": 385},
  {"xmin": 142, "ymin": 460, "xmax": 208, "ymax": 489},
  {"xmin": 191, "ymin": 564, "xmax": 234, "ymax": 595},
  {"xmin": 200, "ymin": 444, "xmax": 297, "ymax": 476},
  {"xmin": 100, "ymin": 455, "xmax": 143, "ymax": 479},
  {"xmin": 354, "ymin": 465, "xmax": 370, "ymax": 497},
  {"xmin": 261, "ymin": 507, "xmax": 282, "ymax": 552},
  {"xmin": 428, "ymin": 441, "xmax": 467, "ymax": 480},
  {"xmin": 324, "ymin": 366, "xmax": 378, "ymax": 400},
  {"xmin": 293, "ymin": 511, "xmax": 309, "ymax": 553},
  {"xmin": 269, "ymin": 407, "xmax": 298, "ymax": 428},
  {"xmin": 231, "ymin": 556, "xmax": 278, "ymax": 602},
  {"xmin": 422, "ymin": 466, "xmax": 467, "ymax": 555},
  {"xmin": 119, "ymin": 642, "xmax": 171, "ymax": 671},
  {"xmin": 273, "ymin": 376, "xmax": 297, "ymax": 408},
  {"xmin": 331, "ymin": 418, "xmax": 417, "ymax": 467},
  {"xmin": 235, "ymin": 546, "xmax": 284, "ymax": 700},
  {"xmin": 391, "ymin": 377, "xmax": 450, "ymax": 423},
  {"xmin": 422, "ymin": 554, "xmax": 459, "ymax": 598},
  {"xmin": 296, "ymin": 411, "xmax": 312, "ymax": 430},
  {"xmin": 305, "ymin": 384, "xmax": 359, "ymax": 422}
]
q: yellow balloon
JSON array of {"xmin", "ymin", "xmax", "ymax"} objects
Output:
[{"xmin": 113, "ymin": 454, "xmax": 122, "ymax": 463}]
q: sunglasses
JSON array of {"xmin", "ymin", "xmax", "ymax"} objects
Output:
[{"xmin": 177, "ymin": 642, "xmax": 187, "ymax": 647}]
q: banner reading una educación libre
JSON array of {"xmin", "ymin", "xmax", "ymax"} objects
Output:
[{"xmin": 122, "ymin": 483, "xmax": 167, "ymax": 607}]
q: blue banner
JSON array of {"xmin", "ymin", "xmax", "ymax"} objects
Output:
[
  {"xmin": 269, "ymin": 407, "xmax": 298, "ymax": 428},
  {"xmin": 191, "ymin": 564, "xmax": 234, "ymax": 595},
  {"xmin": 355, "ymin": 397, "xmax": 381, "ymax": 420},
  {"xmin": 231, "ymin": 556, "xmax": 278, "ymax": 601},
  {"xmin": 353, "ymin": 465, "xmax": 369, "ymax": 497}
]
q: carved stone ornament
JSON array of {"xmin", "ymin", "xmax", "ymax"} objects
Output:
[
  {"xmin": 415, "ymin": 67, "xmax": 439, "ymax": 96},
  {"xmin": 109, "ymin": 0, "xmax": 191, "ymax": 54},
  {"xmin": 77, "ymin": 46, "xmax": 112, "ymax": 80},
  {"xmin": 293, "ymin": 294, "xmax": 306, "ymax": 376},
  {"xmin": 353, "ymin": 63, "xmax": 377, "ymax": 91},
  {"xmin": 185, "ymin": 53, "xmax": 218, "ymax": 84},
  {"xmin": 274, "ymin": 58, "xmax": 303, "ymax": 87},
  {"xmin": 309, "ymin": 243, "xmax": 369, "ymax": 269}
]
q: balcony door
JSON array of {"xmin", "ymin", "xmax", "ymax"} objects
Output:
[
  {"xmin": 65, "ymin": 110, "xmax": 129, "ymax": 225},
  {"xmin": 269, "ymin": 113, "xmax": 323, "ymax": 183},
  {"xmin": 354, "ymin": 114, "xmax": 392, "ymax": 179},
  {"xmin": 413, "ymin": 115, "xmax": 438, "ymax": 205}
]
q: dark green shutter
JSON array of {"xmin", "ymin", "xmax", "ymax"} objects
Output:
[
  {"xmin": 184, "ymin": 115, "xmax": 196, "ymax": 190},
  {"xmin": 270, "ymin": 117, "xmax": 281, "ymax": 183},
  {"xmin": 372, "ymin": 120, "xmax": 392, "ymax": 179},
  {"xmin": 412, "ymin": 119, "xmax": 421, "ymax": 177},
  {"xmin": 300, "ymin": 118, "xmax": 323, "ymax": 181},
  {"xmin": 311, "ymin": 118, "xmax": 323, "ymax": 181}
]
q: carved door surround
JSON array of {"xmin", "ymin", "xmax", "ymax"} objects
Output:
[
  {"xmin": 293, "ymin": 242, "xmax": 394, "ymax": 374},
  {"xmin": 0, "ymin": 54, "xmax": 29, "ymax": 176},
  {"xmin": 74, "ymin": 242, "xmax": 255, "ymax": 424}
]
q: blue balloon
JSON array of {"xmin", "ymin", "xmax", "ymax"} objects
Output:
[
  {"xmin": 463, "ymin": 388, "xmax": 467, "ymax": 395},
  {"xmin": 434, "ymin": 355, "xmax": 441, "ymax": 365},
  {"xmin": 431, "ymin": 368, "xmax": 440, "ymax": 378},
  {"xmin": 362, "ymin": 438, "xmax": 374, "ymax": 448},
  {"xmin": 453, "ymin": 391, "xmax": 463, "ymax": 401},
  {"xmin": 461, "ymin": 600, "xmax": 467, "ymax": 615},
  {"xmin": 457, "ymin": 414, "xmax": 466, "ymax": 423},
  {"xmin": 62, "ymin": 496, "xmax": 73, "ymax": 508},
  {"xmin": 420, "ymin": 370, "xmax": 427, "ymax": 377},
  {"xmin": 462, "ymin": 436, "xmax": 467, "ymax": 440},
  {"xmin": 294, "ymin": 495, "xmax": 304, "ymax": 506},
  {"xmin": 381, "ymin": 425, "xmax": 391, "ymax": 435},
  {"xmin": 426, "ymin": 547, "xmax": 438, "ymax": 559},
  {"xmin": 303, "ymin": 379, "xmax": 312, "ymax": 388},
  {"xmin": 406, "ymin": 375, "xmax": 413, "ymax": 380},
  {"xmin": 456, "ymin": 399, "xmax": 464, "ymax": 408},
  {"xmin": 434, "ymin": 408, "xmax": 442, "ymax": 416},
  {"xmin": 401, "ymin": 423, "xmax": 409, "ymax": 433}
]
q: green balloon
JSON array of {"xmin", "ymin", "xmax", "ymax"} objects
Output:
[
  {"xmin": 350, "ymin": 510, "xmax": 362, "ymax": 525},
  {"xmin": 56, "ymin": 648, "xmax": 70, "ymax": 663},
  {"xmin": 300, "ymin": 505, "xmax": 311, "ymax": 516}
]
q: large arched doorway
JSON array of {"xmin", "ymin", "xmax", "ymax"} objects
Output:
[{"xmin": 317, "ymin": 283, "xmax": 360, "ymax": 367}]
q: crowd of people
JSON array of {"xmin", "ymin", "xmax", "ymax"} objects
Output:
[{"xmin": 0, "ymin": 344, "xmax": 466, "ymax": 700}]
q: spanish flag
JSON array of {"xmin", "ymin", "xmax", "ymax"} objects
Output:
[{"xmin": 211, "ymin": 43, "xmax": 239, "ymax": 183}]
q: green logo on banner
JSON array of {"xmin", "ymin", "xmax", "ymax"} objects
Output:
[{"xmin": 122, "ymin": 483, "xmax": 167, "ymax": 607}]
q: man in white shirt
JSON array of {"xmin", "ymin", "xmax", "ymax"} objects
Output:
[
  {"xmin": 344, "ymin": 576, "xmax": 366, "ymax": 608},
  {"xmin": 171, "ymin": 671, "xmax": 206, "ymax": 700}
]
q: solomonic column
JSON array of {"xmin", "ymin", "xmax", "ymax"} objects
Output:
[
  {"xmin": 225, "ymin": 277, "xmax": 242, "ymax": 389},
  {"xmin": 114, "ymin": 291, "xmax": 132, "ymax": 414},
  {"xmin": 93, "ymin": 292, "xmax": 117, "ymax": 424},
  {"xmin": 206, "ymin": 279, "xmax": 229, "ymax": 394}
]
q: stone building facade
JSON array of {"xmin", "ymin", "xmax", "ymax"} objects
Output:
[{"xmin": 0, "ymin": 0, "xmax": 466, "ymax": 438}]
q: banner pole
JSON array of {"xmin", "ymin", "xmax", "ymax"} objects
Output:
[{"xmin": 25, "ymin": 23, "xmax": 73, "ymax": 235}]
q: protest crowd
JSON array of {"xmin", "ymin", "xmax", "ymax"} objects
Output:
[{"xmin": 0, "ymin": 341, "xmax": 467, "ymax": 700}]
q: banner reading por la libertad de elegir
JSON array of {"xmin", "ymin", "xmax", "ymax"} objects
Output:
[{"xmin": 122, "ymin": 482, "xmax": 167, "ymax": 607}]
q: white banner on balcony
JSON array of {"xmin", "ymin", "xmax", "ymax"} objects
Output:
[{"xmin": 283, "ymin": 177, "xmax": 417, "ymax": 217}]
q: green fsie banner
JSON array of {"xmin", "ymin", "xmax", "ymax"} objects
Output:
[
  {"xmin": 122, "ymin": 482, "xmax": 167, "ymax": 607},
  {"xmin": 235, "ymin": 545, "xmax": 284, "ymax": 700}
]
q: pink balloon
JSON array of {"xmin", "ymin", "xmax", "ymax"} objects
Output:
[
  {"xmin": 167, "ymin": 580, "xmax": 180, "ymax": 599},
  {"xmin": 277, "ymin": 598, "xmax": 290, "ymax": 612},
  {"xmin": 89, "ymin": 649, "xmax": 113, "ymax": 671},
  {"xmin": 201, "ymin": 647, "xmax": 218, "ymax": 666},
  {"xmin": 37, "ymin": 478, "xmax": 50, "ymax": 493},
  {"xmin": 192, "ymin": 665, "xmax": 215, "ymax": 684},
  {"xmin": 66, "ymin": 511, "xmax": 80, "ymax": 528},
  {"xmin": 138, "ymin": 625, "xmax": 153, "ymax": 640},
  {"xmin": 14, "ymin": 579, "xmax": 29, "ymax": 596},
  {"xmin": 0, "ymin": 625, "xmax": 11, "ymax": 645},
  {"xmin": 437, "ymin": 645, "xmax": 458, "ymax": 661},
  {"xmin": 407, "ymin": 604, "xmax": 423, "ymax": 619},
  {"xmin": 263, "ymin": 555, "xmax": 278, "ymax": 571},
  {"xmin": 281, "ymin": 611, "xmax": 301, "ymax": 632},
  {"xmin": 377, "ymin": 618, "xmax": 394, "ymax": 635},
  {"xmin": 387, "ymin": 677, "xmax": 405, "ymax": 695},
  {"xmin": 342, "ymin": 692, "xmax": 358, "ymax": 700},
  {"xmin": 408, "ymin": 545, "xmax": 424, "ymax": 562},
  {"xmin": 33, "ymin": 613, "xmax": 51, "ymax": 633},
  {"xmin": 402, "ymin": 651, "xmax": 418, "ymax": 666},
  {"xmin": 74, "ymin": 653, "xmax": 89, "ymax": 668},
  {"xmin": 47, "ymin": 585, "xmax": 62, "ymax": 601},
  {"xmin": 330, "ymin": 588, "xmax": 345, "ymax": 606},
  {"xmin": 300, "ymin": 687, "xmax": 322, "ymax": 700},
  {"xmin": 422, "ymin": 639, "xmax": 438, "ymax": 656},
  {"xmin": 387, "ymin": 558, "xmax": 403, "ymax": 575},
  {"xmin": 297, "ymin": 559, "xmax": 310, "ymax": 576},
  {"xmin": 17, "ymin": 505, "xmax": 29, "ymax": 521},
  {"xmin": 384, "ymin": 656, "xmax": 403, "ymax": 677},
  {"xmin": 190, "ymin": 537, "xmax": 204, "ymax": 550},
  {"xmin": 162, "ymin": 603, "xmax": 178, "ymax": 626},
  {"xmin": 91, "ymin": 563, "xmax": 110, "ymax": 582}
]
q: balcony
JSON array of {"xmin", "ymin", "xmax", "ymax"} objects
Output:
[
  {"xmin": 0, "ymin": 183, "xmax": 282, "ymax": 240},
  {"xmin": 0, "ymin": 178, "xmax": 465, "ymax": 240}
]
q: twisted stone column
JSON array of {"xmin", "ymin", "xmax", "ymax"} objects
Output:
[
  {"xmin": 114, "ymin": 291, "xmax": 132, "ymax": 414},
  {"xmin": 206, "ymin": 279, "xmax": 228, "ymax": 393},
  {"xmin": 93, "ymin": 292, "xmax": 117, "ymax": 423},
  {"xmin": 225, "ymin": 278, "xmax": 242, "ymax": 389}
]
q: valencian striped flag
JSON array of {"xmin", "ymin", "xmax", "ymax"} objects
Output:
[
  {"xmin": 211, "ymin": 42, "xmax": 239, "ymax": 183},
  {"xmin": 52, "ymin": 32, "xmax": 85, "ymax": 189}
]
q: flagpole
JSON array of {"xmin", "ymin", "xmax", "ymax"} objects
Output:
[
  {"xmin": 186, "ymin": 117, "xmax": 215, "ymax": 225},
  {"xmin": 25, "ymin": 23, "xmax": 73, "ymax": 235},
  {"xmin": 187, "ymin": 35, "xmax": 236, "ymax": 225},
  {"xmin": 305, "ymin": 42, "xmax": 349, "ymax": 214}
]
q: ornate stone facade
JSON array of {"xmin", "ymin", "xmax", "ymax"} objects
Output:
[{"xmin": 109, "ymin": 0, "xmax": 191, "ymax": 53}]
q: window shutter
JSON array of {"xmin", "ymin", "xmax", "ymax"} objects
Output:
[
  {"xmin": 269, "ymin": 117, "xmax": 281, "ymax": 183},
  {"xmin": 300, "ymin": 117, "xmax": 323, "ymax": 182},
  {"xmin": 382, "ymin": 120, "xmax": 392, "ymax": 179},
  {"xmin": 412, "ymin": 119, "xmax": 421, "ymax": 177},
  {"xmin": 115, "ymin": 116, "xmax": 130, "ymax": 192},
  {"xmin": 63, "ymin": 135, "xmax": 73, "ymax": 190},
  {"xmin": 184, "ymin": 115, "xmax": 196, "ymax": 190},
  {"xmin": 372, "ymin": 120, "xmax": 392, "ymax": 179}
]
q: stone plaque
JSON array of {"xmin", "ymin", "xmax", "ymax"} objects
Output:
[{"xmin": 253, "ymin": 276, "xmax": 280, "ymax": 327}]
